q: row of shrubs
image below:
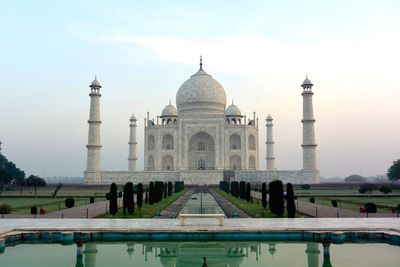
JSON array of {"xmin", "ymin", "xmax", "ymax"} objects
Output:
[
  {"xmin": 219, "ymin": 180, "xmax": 297, "ymax": 218},
  {"xmin": 107, "ymin": 181, "xmax": 185, "ymax": 217}
]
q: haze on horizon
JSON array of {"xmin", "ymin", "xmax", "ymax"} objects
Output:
[{"xmin": 0, "ymin": 1, "xmax": 399, "ymax": 179}]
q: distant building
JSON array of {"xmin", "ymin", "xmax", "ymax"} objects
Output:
[{"xmin": 84, "ymin": 58, "xmax": 319, "ymax": 184}]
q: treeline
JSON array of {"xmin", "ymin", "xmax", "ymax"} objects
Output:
[
  {"xmin": 0, "ymin": 152, "xmax": 46, "ymax": 197},
  {"xmin": 219, "ymin": 180, "xmax": 296, "ymax": 218},
  {"xmin": 107, "ymin": 181, "xmax": 185, "ymax": 217}
]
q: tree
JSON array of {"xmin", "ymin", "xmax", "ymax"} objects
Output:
[
  {"xmin": 109, "ymin": 183, "xmax": 118, "ymax": 217},
  {"xmin": 167, "ymin": 181, "xmax": 172, "ymax": 196},
  {"xmin": 359, "ymin": 183, "xmax": 376, "ymax": 195},
  {"xmin": 286, "ymin": 183, "xmax": 296, "ymax": 218},
  {"xmin": 164, "ymin": 182, "xmax": 168, "ymax": 198},
  {"xmin": 52, "ymin": 182, "xmax": 63, "ymax": 198},
  {"xmin": 123, "ymin": 182, "xmax": 134, "ymax": 215},
  {"xmin": 239, "ymin": 181, "xmax": 246, "ymax": 199},
  {"xmin": 137, "ymin": 183, "xmax": 143, "ymax": 210},
  {"xmin": 344, "ymin": 175, "xmax": 366, "ymax": 183},
  {"xmin": 245, "ymin": 183, "xmax": 251, "ymax": 202},
  {"xmin": 144, "ymin": 188, "xmax": 149, "ymax": 204},
  {"xmin": 269, "ymin": 180, "xmax": 284, "ymax": 217},
  {"xmin": 26, "ymin": 175, "xmax": 46, "ymax": 198},
  {"xmin": 230, "ymin": 181, "xmax": 239, "ymax": 197},
  {"xmin": 149, "ymin": 182, "xmax": 155, "ymax": 205},
  {"xmin": 261, "ymin": 183, "xmax": 267, "ymax": 209},
  {"xmin": 387, "ymin": 159, "xmax": 400, "ymax": 184},
  {"xmin": 0, "ymin": 169, "xmax": 13, "ymax": 192},
  {"xmin": 379, "ymin": 185, "xmax": 392, "ymax": 195}
]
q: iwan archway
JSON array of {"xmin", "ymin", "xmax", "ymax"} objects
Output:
[{"xmin": 188, "ymin": 131, "xmax": 215, "ymax": 170}]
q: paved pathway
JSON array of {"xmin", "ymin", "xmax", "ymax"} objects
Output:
[
  {"xmin": 209, "ymin": 189, "xmax": 250, "ymax": 218},
  {"xmin": 158, "ymin": 189, "xmax": 194, "ymax": 219}
]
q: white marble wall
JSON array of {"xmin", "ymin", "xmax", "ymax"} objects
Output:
[{"xmin": 84, "ymin": 169, "xmax": 319, "ymax": 185}]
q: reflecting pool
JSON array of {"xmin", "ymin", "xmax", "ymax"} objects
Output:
[
  {"xmin": 178, "ymin": 193, "xmax": 226, "ymax": 216},
  {"xmin": 1, "ymin": 241, "xmax": 399, "ymax": 267}
]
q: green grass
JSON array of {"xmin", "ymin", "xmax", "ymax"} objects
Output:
[
  {"xmin": 298, "ymin": 196, "xmax": 400, "ymax": 212},
  {"xmin": 215, "ymin": 189, "xmax": 303, "ymax": 218},
  {"xmin": 101, "ymin": 189, "xmax": 187, "ymax": 219},
  {"xmin": 0, "ymin": 197, "xmax": 93, "ymax": 214}
]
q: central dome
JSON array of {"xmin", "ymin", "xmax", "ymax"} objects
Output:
[{"xmin": 176, "ymin": 67, "xmax": 227, "ymax": 114}]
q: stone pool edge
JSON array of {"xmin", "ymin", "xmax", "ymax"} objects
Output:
[{"xmin": 1, "ymin": 218, "xmax": 400, "ymax": 250}]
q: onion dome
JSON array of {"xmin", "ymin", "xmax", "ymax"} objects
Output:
[
  {"xmin": 161, "ymin": 101, "xmax": 178, "ymax": 117},
  {"xmin": 225, "ymin": 101, "xmax": 242, "ymax": 117},
  {"xmin": 266, "ymin": 113, "xmax": 273, "ymax": 120},
  {"xmin": 176, "ymin": 58, "xmax": 227, "ymax": 114},
  {"xmin": 130, "ymin": 113, "xmax": 137, "ymax": 122}
]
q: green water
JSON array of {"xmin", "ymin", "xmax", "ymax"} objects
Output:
[{"xmin": 1, "ymin": 241, "xmax": 399, "ymax": 267}]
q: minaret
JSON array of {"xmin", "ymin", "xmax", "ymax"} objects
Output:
[
  {"xmin": 84, "ymin": 243, "xmax": 98, "ymax": 267},
  {"xmin": 86, "ymin": 76, "xmax": 102, "ymax": 172},
  {"xmin": 305, "ymin": 243, "xmax": 320, "ymax": 267},
  {"xmin": 266, "ymin": 114, "xmax": 275, "ymax": 171},
  {"xmin": 301, "ymin": 76, "xmax": 317, "ymax": 170},
  {"xmin": 128, "ymin": 114, "xmax": 138, "ymax": 172}
]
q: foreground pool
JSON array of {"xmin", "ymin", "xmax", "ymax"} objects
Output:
[{"xmin": 1, "ymin": 241, "xmax": 399, "ymax": 267}]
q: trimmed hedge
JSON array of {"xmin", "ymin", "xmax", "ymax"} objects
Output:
[{"xmin": 65, "ymin": 198, "xmax": 75, "ymax": 208}]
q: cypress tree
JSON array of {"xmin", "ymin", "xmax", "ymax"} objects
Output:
[
  {"xmin": 109, "ymin": 183, "xmax": 118, "ymax": 217},
  {"xmin": 144, "ymin": 188, "xmax": 149, "ymax": 204},
  {"xmin": 246, "ymin": 183, "xmax": 251, "ymax": 202},
  {"xmin": 126, "ymin": 182, "xmax": 134, "ymax": 215},
  {"xmin": 269, "ymin": 180, "xmax": 284, "ymax": 217},
  {"xmin": 149, "ymin": 182, "xmax": 155, "ymax": 205},
  {"xmin": 168, "ymin": 181, "xmax": 172, "ymax": 196},
  {"xmin": 122, "ymin": 183, "xmax": 128, "ymax": 215},
  {"xmin": 164, "ymin": 182, "xmax": 168, "ymax": 198},
  {"xmin": 239, "ymin": 181, "xmax": 246, "ymax": 199},
  {"xmin": 261, "ymin": 183, "xmax": 267, "ymax": 209},
  {"xmin": 137, "ymin": 183, "xmax": 143, "ymax": 210},
  {"xmin": 286, "ymin": 183, "xmax": 296, "ymax": 218}
]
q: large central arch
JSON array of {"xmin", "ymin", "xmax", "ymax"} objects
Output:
[{"xmin": 188, "ymin": 131, "xmax": 215, "ymax": 170}]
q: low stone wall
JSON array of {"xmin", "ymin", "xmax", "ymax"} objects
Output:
[
  {"xmin": 85, "ymin": 170, "xmax": 223, "ymax": 185},
  {"xmin": 85, "ymin": 169, "xmax": 319, "ymax": 185}
]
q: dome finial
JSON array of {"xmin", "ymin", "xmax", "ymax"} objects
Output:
[
  {"xmin": 232, "ymin": 99, "xmax": 234, "ymax": 105},
  {"xmin": 199, "ymin": 55, "xmax": 203, "ymax": 70},
  {"xmin": 169, "ymin": 99, "xmax": 171, "ymax": 105}
]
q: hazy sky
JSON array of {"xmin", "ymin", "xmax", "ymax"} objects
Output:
[{"xmin": 0, "ymin": 1, "xmax": 399, "ymax": 178}]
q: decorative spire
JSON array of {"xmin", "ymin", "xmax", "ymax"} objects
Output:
[
  {"xmin": 169, "ymin": 99, "xmax": 171, "ymax": 105},
  {"xmin": 199, "ymin": 55, "xmax": 203, "ymax": 70},
  {"xmin": 232, "ymin": 99, "xmax": 234, "ymax": 105}
]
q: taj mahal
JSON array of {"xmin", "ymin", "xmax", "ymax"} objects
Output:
[{"xmin": 84, "ymin": 58, "xmax": 319, "ymax": 185}]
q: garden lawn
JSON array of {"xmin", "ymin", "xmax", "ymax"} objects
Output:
[
  {"xmin": 215, "ymin": 189, "xmax": 304, "ymax": 218},
  {"xmin": 0, "ymin": 197, "xmax": 92, "ymax": 214},
  {"xmin": 101, "ymin": 189, "xmax": 187, "ymax": 219}
]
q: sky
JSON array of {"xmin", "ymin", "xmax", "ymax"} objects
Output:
[{"xmin": 0, "ymin": 0, "xmax": 399, "ymax": 178}]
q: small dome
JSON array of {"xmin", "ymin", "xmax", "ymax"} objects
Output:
[
  {"xmin": 266, "ymin": 113, "xmax": 273, "ymax": 120},
  {"xmin": 130, "ymin": 114, "xmax": 137, "ymax": 121},
  {"xmin": 161, "ymin": 102, "xmax": 178, "ymax": 117},
  {"xmin": 302, "ymin": 76, "xmax": 313, "ymax": 87},
  {"xmin": 90, "ymin": 76, "xmax": 101, "ymax": 87},
  {"xmin": 176, "ymin": 68, "xmax": 227, "ymax": 114},
  {"xmin": 225, "ymin": 102, "xmax": 242, "ymax": 116}
]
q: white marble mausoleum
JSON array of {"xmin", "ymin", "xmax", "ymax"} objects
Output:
[{"xmin": 84, "ymin": 59, "xmax": 319, "ymax": 184}]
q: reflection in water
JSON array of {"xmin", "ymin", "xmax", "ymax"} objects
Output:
[{"xmin": 70, "ymin": 241, "xmax": 333, "ymax": 267}]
